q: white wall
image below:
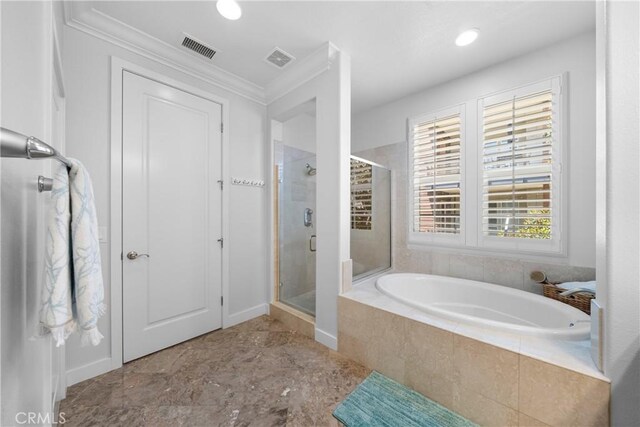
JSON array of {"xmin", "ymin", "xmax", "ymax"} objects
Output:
[
  {"xmin": 1, "ymin": 1, "xmax": 62, "ymax": 424},
  {"xmin": 353, "ymin": 31, "xmax": 596, "ymax": 269},
  {"xmin": 602, "ymin": 1, "xmax": 640, "ymax": 425},
  {"xmin": 283, "ymin": 114, "xmax": 316, "ymax": 154},
  {"xmin": 62, "ymin": 26, "xmax": 267, "ymax": 382}
]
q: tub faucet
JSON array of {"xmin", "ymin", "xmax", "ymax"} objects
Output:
[{"xmin": 559, "ymin": 288, "xmax": 596, "ymax": 297}]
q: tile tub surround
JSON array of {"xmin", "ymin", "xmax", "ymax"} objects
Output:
[
  {"xmin": 338, "ymin": 279, "xmax": 610, "ymax": 427},
  {"xmin": 59, "ymin": 316, "xmax": 369, "ymax": 426},
  {"xmin": 353, "ymin": 143, "xmax": 596, "ymax": 295}
]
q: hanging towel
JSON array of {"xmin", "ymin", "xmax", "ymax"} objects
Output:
[
  {"xmin": 68, "ymin": 159, "xmax": 106, "ymax": 345},
  {"xmin": 40, "ymin": 159, "xmax": 105, "ymax": 347},
  {"xmin": 40, "ymin": 163, "xmax": 74, "ymax": 346}
]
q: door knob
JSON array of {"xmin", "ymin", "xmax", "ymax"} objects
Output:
[{"xmin": 127, "ymin": 251, "xmax": 150, "ymax": 260}]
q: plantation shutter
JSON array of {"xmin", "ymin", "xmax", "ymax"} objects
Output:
[
  {"xmin": 411, "ymin": 114, "xmax": 462, "ymax": 234},
  {"xmin": 351, "ymin": 159, "xmax": 373, "ymax": 230},
  {"xmin": 481, "ymin": 90, "xmax": 553, "ymax": 239}
]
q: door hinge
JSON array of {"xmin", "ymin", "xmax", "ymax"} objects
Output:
[
  {"xmin": 221, "ymin": 296, "xmax": 224, "ymax": 306},
  {"xmin": 220, "ymin": 123, "xmax": 224, "ymax": 133},
  {"xmin": 217, "ymin": 237, "xmax": 224, "ymax": 248},
  {"xmin": 217, "ymin": 179, "xmax": 224, "ymax": 190},
  {"xmin": 120, "ymin": 252, "xmax": 123, "ymax": 261}
]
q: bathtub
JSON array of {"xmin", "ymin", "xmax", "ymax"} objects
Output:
[{"xmin": 376, "ymin": 273, "xmax": 590, "ymax": 340}]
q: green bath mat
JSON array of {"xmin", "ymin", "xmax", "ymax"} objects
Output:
[{"xmin": 333, "ymin": 371, "xmax": 477, "ymax": 427}]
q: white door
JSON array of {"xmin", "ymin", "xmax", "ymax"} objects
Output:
[{"xmin": 122, "ymin": 71, "xmax": 223, "ymax": 362}]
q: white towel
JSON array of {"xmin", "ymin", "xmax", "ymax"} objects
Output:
[
  {"xmin": 558, "ymin": 280, "xmax": 596, "ymax": 292},
  {"xmin": 40, "ymin": 159, "xmax": 105, "ymax": 347},
  {"xmin": 40, "ymin": 163, "xmax": 74, "ymax": 345}
]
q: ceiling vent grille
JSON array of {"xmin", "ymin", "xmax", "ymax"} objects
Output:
[
  {"xmin": 265, "ymin": 47, "xmax": 295, "ymax": 69},
  {"xmin": 181, "ymin": 35, "xmax": 216, "ymax": 59}
]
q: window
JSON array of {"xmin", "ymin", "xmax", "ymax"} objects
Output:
[
  {"xmin": 408, "ymin": 106, "xmax": 464, "ymax": 243},
  {"xmin": 478, "ymin": 77, "xmax": 562, "ymax": 253},
  {"xmin": 351, "ymin": 158, "xmax": 373, "ymax": 230},
  {"xmin": 407, "ymin": 76, "xmax": 563, "ymax": 255},
  {"xmin": 481, "ymin": 90, "xmax": 553, "ymax": 240}
]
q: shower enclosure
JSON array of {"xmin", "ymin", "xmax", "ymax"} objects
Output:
[
  {"xmin": 273, "ymin": 102, "xmax": 317, "ymax": 316},
  {"xmin": 273, "ymin": 101, "xmax": 391, "ymax": 316}
]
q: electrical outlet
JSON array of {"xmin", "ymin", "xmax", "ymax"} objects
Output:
[{"xmin": 98, "ymin": 226, "xmax": 108, "ymax": 243}]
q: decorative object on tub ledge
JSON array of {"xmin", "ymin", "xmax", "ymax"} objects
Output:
[
  {"xmin": 333, "ymin": 371, "xmax": 477, "ymax": 427},
  {"xmin": 231, "ymin": 177, "xmax": 265, "ymax": 187},
  {"xmin": 39, "ymin": 159, "xmax": 106, "ymax": 347},
  {"xmin": 533, "ymin": 270, "xmax": 595, "ymax": 315},
  {"xmin": 530, "ymin": 270, "xmax": 552, "ymax": 285}
]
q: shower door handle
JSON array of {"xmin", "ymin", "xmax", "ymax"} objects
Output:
[
  {"xmin": 304, "ymin": 208, "xmax": 313, "ymax": 227},
  {"xmin": 309, "ymin": 235, "xmax": 316, "ymax": 252}
]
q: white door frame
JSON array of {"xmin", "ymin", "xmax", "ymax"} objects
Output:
[{"xmin": 110, "ymin": 57, "xmax": 230, "ymax": 370}]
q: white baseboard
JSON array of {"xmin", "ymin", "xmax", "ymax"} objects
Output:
[
  {"xmin": 66, "ymin": 357, "xmax": 113, "ymax": 386},
  {"xmin": 315, "ymin": 327, "xmax": 337, "ymax": 350},
  {"xmin": 225, "ymin": 303, "xmax": 269, "ymax": 328}
]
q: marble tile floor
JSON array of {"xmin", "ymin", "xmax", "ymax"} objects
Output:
[{"xmin": 59, "ymin": 316, "xmax": 370, "ymax": 426}]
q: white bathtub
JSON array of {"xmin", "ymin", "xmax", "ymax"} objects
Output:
[{"xmin": 376, "ymin": 273, "xmax": 590, "ymax": 340}]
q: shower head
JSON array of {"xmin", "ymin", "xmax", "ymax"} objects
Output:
[{"xmin": 305, "ymin": 163, "xmax": 317, "ymax": 176}]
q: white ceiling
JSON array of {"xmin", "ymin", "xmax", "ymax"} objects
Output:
[{"xmin": 82, "ymin": 1, "xmax": 595, "ymax": 113}]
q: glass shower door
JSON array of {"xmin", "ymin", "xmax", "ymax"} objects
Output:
[{"xmin": 274, "ymin": 105, "xmax": 317, "ymax": 317}]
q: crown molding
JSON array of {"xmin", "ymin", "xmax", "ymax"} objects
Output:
[
  {"xmin": 265, "ymin": 42, "xmax": 339, "ymax": 104},
  {"xmin": 63, "ymin": 4, "xmax": 266, "ymax": 105}
]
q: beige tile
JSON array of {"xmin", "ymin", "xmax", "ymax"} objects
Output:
[
  {"xmin": 518, "ymin": 413, "xmax": 550, "ymax": 426},
  {"xmin": 483, "ymin": 259, "xmax": 524, "ymax": 290},
  {"xmin": 365, "ymin": 309, "xmax": 406, "ymax": 383},
  {"xmin": 453, "ymin": 335, "xmax": 519, "ymax": 410},
  {"xmin": 337, "ymin": 331, "xmax": 367, "ymax": 366},
  {"xmin": 452, "ymin": 382, "xmax": 519, "ymax": 427},
  {"xmin": 404, "ymin": 319, "xmax": 454, "ymax": 407},
  {"xmin": 431, "ymin": 252, "xmax": 451, "ymax": 276},
  {"xmin": 337, "ymin": 297, "xmax": 375, "ymax": 343},
  {"xmin": 450, "ymin": 255, "xmax": 484, "ymax": 281},
  {"xmin": 519, "ymin": 355, "xmax": 610, "ymax": 427},
  {"xmin": 398, "ymin": 249, "xmax": 432, "ymax": 274}
]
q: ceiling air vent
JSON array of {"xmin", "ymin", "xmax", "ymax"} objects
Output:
[
  {"xmin": 181, "ymin": 34, "xmax": 216, "ymax": 60},
  {"xmin": 265, "ymin": 47, "xmax": 295, "ymax": 69}
]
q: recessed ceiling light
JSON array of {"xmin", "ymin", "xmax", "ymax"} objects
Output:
[
  {"xmin": 455, "ymin": 29, "xmax": 479, "ymax": 47},
  {"xmin": 216, "ymin": 0, "xmax": 242, "ymax": 20}
]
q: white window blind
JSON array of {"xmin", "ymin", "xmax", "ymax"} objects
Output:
[
  {"xmin": 481, "ymin": 90, "xmax": 554, "ymax": 239},
  {"xmin": 351, "ymin": 158, "xmax": 373, "ymax": 230},
  {"xmin": 411, "ymin": 114, "xmax": 462, "ymax": 234}
]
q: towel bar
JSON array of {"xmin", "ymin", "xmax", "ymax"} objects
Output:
[
  {"xmin": 1, "ymin": 127, "xmax": 72, "ymax": 168},
  {"xmin": 38, "ymin": 176, "xmax": 53, "ymax": 192}
]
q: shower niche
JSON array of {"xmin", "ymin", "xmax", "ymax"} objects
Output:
[{"xmin": 273, "ymin": 100, "xmax": 317, "ymax": 317}]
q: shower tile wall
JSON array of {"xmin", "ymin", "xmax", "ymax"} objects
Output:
[
  {"xmin": 278, "ymin": 145, "xmax": 316, "ymax": 304},
  {"xmin": 353, "ymin": 142, "xmax": 595, "ymax": 293}
]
